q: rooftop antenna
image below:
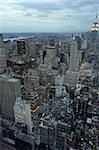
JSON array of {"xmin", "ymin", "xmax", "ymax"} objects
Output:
[{"xmin": 95, "ymin": 10, "xmax": 98, "ymax": 23}]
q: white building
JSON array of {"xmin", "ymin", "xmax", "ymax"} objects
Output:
[
  {"xmin": 14, "ymin": 97, "xmax": 26, "ymax": 124},
  {"xmin": 14, "ymin": 98, "xmax": 32, "ymax": 133},
  {"xmin": 55, "ymin": 75, "xmax": 64, "ymax": 97}
]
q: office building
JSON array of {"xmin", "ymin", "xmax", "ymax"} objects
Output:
[
  {"xmin": 17, "ymin": 39, "xmax": 26, "ymax": 55},
  {"xmin": 0, "ymin": 75, "xmax": 21, "ymax": 120},
  {"xmin": 15, "ymin": 132, "xmax": 35, "ymax": 150},
  {"xmin": 55, "ymin": 75, "xmax": 64, "ymax": 97},
  {"xmin": 14, "ymin": 97, "xmax": 26, "ymax": 124},
  {"xmin": 89, "ymin": 16, "xmax": 99, "ymax": 54},
  {"xmin": 64, "ymin": 39, "xmax": 80, "ymax": 86},
  {"xmin": 0, "ymin": 34, "xmax": 7, "ymax": 73},
  {"xmin": 39, "ymin": 116, "xmax": 56, "ymax": 149}
]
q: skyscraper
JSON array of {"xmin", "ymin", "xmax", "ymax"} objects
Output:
[
  {"xmin": 89, "ymin": 15, "xmax": 99, "ymax": 54},
  {"xmin": 64, "ymin": 39, "xmax": 80, "ymax": 86},
  {"xmin": 0, "ymin": 34, "xmax": 7, "ymax": 73},
  {"xmin": 68, "ymin": 40, "xmax": 79, "ymax": 72},
  {"xmin": 0, "ymin": 75, "xmax": 21, "ymax": 121}
]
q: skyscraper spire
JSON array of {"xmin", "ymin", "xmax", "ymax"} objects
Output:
[
  {"xmin": 95, "ymin": 10, "xmax": 98, "ymax": 23},
  {"xmin": 90, "ymin": 13, "xmax": 99, "ymax": 54}
]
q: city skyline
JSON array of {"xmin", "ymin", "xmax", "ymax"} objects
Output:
[{"xmin": 0, "ymin": 0, "xmax": 99, "ymax": 32}]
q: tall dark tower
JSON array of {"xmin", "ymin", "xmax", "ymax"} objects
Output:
[
  {"xmin": 0, "ymin": 34, "xmax": 7, "ymax": 73},
  {"xmin": 90, "ymin": 15, "xmax": 99, "ymax": 54}
]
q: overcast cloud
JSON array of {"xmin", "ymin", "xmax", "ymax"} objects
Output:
[{"xmin": 0, "ymin": 0, "xmax": 99, "ymax": 32}]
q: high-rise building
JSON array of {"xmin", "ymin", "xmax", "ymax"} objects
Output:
[
  {"xmin": 4, "ymin": 40, "xmax": 11, "ymax": 59},
  {"xmin": 14, "ymin": 97, "xmax": 26, "ymax": 124},
  {"xmin": 39, "ymin": 116, "xmax": 56, "ymax": 149},
  {"xmin": 55, "ymin": 75, "xmax": 64, "ymax": 97},
  {"xmin": 0, "ymin": 75, "xmax": 21, "ymax": 121},
  {"xmin": 44, "ymin": 46, "xmax": 58, "ymax": 68},
  {"xmin": 15, "ymin": 132, "xmax": 35, "ymax": 150},
  {"xmin": 81, "ymin": 40, "xmax": 88, "ymax": 50},
  {"xmin": 24, "ymin": 102, "xmax": 32, "ymax": 133},
  {"xmin": 56, "ymin": 121, "xmax": 72, "ymax": 149},
  {"xmin": 64, "ymin": 39, "xmax": 80, "ymax": 86},
  {"xmin": 17, "ymin": 39, "xmax": 26, "ymax": 55},
  {"xmin": 49, "ymin": 39, "xmax": 55, "ymax": 46},
  {"xmin": 89, "ymin": 16, "xmax": 99, "ymax": 54},
  {"xmin": 68, "ymin": 40, "xmax": 79, "ymax": 72},
  {"xmin": 0, "ymin": 34, "xmax": 3, "ymax": 45},
  {"xmin": 24, "ymin": 69, "xmax": 40, "ymax": 94},
  {"xmin": 0, "ymin": 34, "xmax": 7, "ymax": 73}
]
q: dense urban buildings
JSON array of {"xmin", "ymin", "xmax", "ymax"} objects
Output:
[{"xmin": 0, "ymin": 18, "xmax": 99, "ymax": 150}]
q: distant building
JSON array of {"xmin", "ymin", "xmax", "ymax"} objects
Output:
[
  {"xmin": 4, "ymin": 40, "xmax": 11, "ymax": 59},
  {"xmin": 55, "ymin": 75, "xmax": 64, "ymax": 97},
  {"xmin": 81, "ymin": 40, "xmax": 88, "ymax": 50},
  {"xmin": 68, "ymin": 40, "xmax": 79, "ymax": 72},
  {"xmin": 24, "ymin": 69, "xmax": 40, "ymax": 94},
  {"xmin": 44, "ymin": 46, "xmax": 58, "ymax": 68},
  {"xmin": 17, "ymin": 39, "xmax": 26, "ymax": 55},
  {"xmin": 89, "ymin": 17, "xmax": 99, "ymax": 54},
  {"xmin": 0, "ymin": 34, "xmax": 7, "ymax": 73},
  {"xmin": 26, "ymin": 39, "xmax": 42, "ymax": 60},
  {"xmin": 64, "ymin": 39, "xmax": 80, "ymax": 86},
  {"xmin": 49, "ymin": 39, "xmax": 55, "ymax": 46}
]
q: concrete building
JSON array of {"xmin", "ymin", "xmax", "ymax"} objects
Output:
[
  {"xmin": 81, "ymin": 40, "xmax": 88, "ymax": 50},
  {"xmin": 39, "ymin": 116, "xmax": 56, "ymax": 149},
  {"xmin": 55, "ymin": 75, "xmax": 64, "ymax": 97},
  {"xmin": 44, "ymin": 46, "xmax": 58, "ymax": 68},
  {"xmin": 4, "ymin": 40, "xmax": 12, "ymax": 59},
  {"xmin": 68, "ymin": 40, "xmax": 79, "ymax": 72},
  {"xmin": 14, "ymin": 97, "xmax": 26, "ymax": 124},
  {"xmin": 15, "ymin": 132, "xmax": 35, "ymax": 150},
  {"xmin": 25, "ymin": 102, "xmax": 33, "ymax": 133},
  {"xmin": 79, "ymin": 62, "xmax": 93, "ymax": 81},
  {"xmin": 17, "ymin": 39, "xmax": 26, "ymax": 55},
  {"xmin": 0, "ymin": 75, "xmax": 21, "ymax": 121},
  {"xmin": 14, "ymin": 96, "xmax": 39, "ymax": 133},
  {"xmin": 27, "ymin": 39, "xmax": 41, "ymax": 59},
  {"xmin": 24, "ymin": 69, "xmax": 40, "ymax": 95},
  {"xmin": 0, "ymin": 34, "xmax": 7, "ymax": 73},
  {"xmin": 64, "ymin": 39, "xmax": 80, "ymax": 86},
  {"xmin": 56, "ymin": 121, "xmax": 72, "ymax": 150},
  {"xmin": 38, "ymin": 63, "xmax": 51, "ymax": 86},
  {"xmin": 89, "ymin": 19, "xmax": 99, "ymax": 54}
]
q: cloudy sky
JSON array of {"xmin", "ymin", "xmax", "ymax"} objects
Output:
[{"xmin": 0, "ymin": 0, "xmax": 99, "ymax": 32}]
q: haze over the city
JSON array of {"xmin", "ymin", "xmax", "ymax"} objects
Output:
[
  {"xmin": 0, "ymin": 1, "xmax": 99, "ymax": 150},
  {"xmin": 0, "ymin": 0, "xmax": 99, "ymax": 32}
]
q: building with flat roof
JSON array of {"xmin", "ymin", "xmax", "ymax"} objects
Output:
[
  {"xmin": 0, "ymin": 34, "xmax": 7, "ymax": 73},
  {"xmin": 64, "ymin": 39, "xmax": 80, "ymax": 86},
  {"xmin": 0, "ymin": 75, "xmax": 21, "ymax": 121}
]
